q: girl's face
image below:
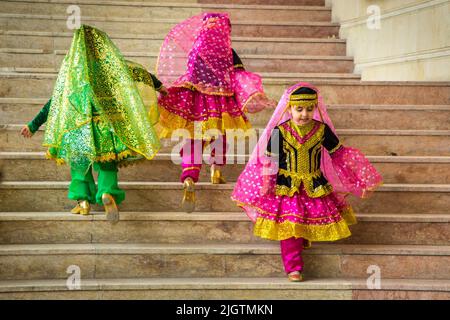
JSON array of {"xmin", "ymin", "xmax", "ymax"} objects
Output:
[{"xmin": 290, "ymin": 104, "xmax": 316, "ymax": 125}]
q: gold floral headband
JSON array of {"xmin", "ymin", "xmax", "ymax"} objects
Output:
[{"xmin": 289, "ymin": 93, "xmax": 318, "ymax": 107}]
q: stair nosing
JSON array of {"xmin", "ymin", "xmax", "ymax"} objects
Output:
[
  {"xmin": 0, "ymin": 277, "xmax": 448, "ymax": 292},
  {"xmin": 4, "ymin": 99, "xmax": 450, "ymax": 111},
  {"xmin": 1, "ymin": 30, "xmax": 348, "ymax": 43},
  {"xmin": 0, "ymin": 13, "xmax": 341, "ymax": 26},
  {"xmin": 1, "ymin": 72, "xmax": 449, "ymax": 86},
  {"xmin": 1, "ymin": 181, "xmax": 449, "ymax": 192},
  {"xmin": 4, "ymin": 0, "xmax": 332, "ymax": 11},
  {"xmin": 4, "ymin": 124, "xmax": 450, "ymax": 136},
  {"xmin": 1, "ymin": 243, "xmax": 449, "ymax": 256},
  {"xmin": 0, "ymin": 50, "xmax": 355, "ymax": 61},
  {"xmin": 1, "ymin": 211, "xmax": 449, "ymax": 223},
  {"xmin": 2, "ymin": 151, "xmax": 450, "ymax": 164},
  {"xmin": 0, "ymin": 277, "xmax": 354, "ymax": 292},
  {"xmin": 0, "ymin": 70, "xmax": 361, "ymax": 80}
]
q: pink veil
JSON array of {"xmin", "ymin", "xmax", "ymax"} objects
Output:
[{"xmin": 156, "ymin": 12, "xmax": 234, "ymax": 95}]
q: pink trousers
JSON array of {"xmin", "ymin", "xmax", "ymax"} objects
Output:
[
  {"xmin": 280, "ymin": 237, "xmax": 305, "ymax": 274},
  {"xmin": 180, "ymin": 136, "xmax": 227, "ymax": 183}
]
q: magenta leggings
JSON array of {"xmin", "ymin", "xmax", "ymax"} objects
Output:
[
  {"xmin": 280, "ymin": 237, "xmax": 305, "ymax": 274},
  {"xmin": 180, "ymin": 136, "xmax": 227, "ymax": 183}
]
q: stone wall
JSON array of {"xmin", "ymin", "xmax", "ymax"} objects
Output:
[{"xmin": 330, "ymin": 0, "xmax": 450, "ymax": 81}]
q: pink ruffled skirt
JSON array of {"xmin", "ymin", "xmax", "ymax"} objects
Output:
[
  {"xmin": 234, "ymin": 186, "xmax": 357, "ymax": 242},
  {"xmin": 157, "ymin": 87, "xmax": 251, "ymax": 138}
]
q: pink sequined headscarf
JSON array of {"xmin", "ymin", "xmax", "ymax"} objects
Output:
[{"xmin": 157, "ymin": 12, "xmax": 234, "ymax": 95}]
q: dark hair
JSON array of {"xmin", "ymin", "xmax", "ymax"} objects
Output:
[{"xmin": 291, "ymin": 87, "xmax": 317, "ymax": 95}]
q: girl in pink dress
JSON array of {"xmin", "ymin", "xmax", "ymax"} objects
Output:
[
  {"xmin": 157, "ymin": 12, "xmax": 274, "ymax": 212},
  {"xmin": 231, "ymin": 82, "xmax": 383, "ymax": 282}
]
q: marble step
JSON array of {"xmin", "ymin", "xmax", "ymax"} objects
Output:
[
  {"xmin": 1, "ymin": 72, "xmax": 449, "ymax": 105},
  {"xmin": 0, "ymin": 243, "xmax": 449, "ymax": 281},
  {"xmin": 0, "ymin": 212, "xmax": 448, "ymax": 246},
  {"xmin": 3, "ymin": 124, "xmax": 450, "ymax": 156},
  {"xmin": 251, "ymin": 104, "xmax": 450, "ymax": 130},
  {"xmin": 0, "ymin": 13, "xmax": 340, "ymax": 38},
  {"xmin": 1, "ymin": 152, "xmax": 449, "ymax": 184},
  {"xmin": 2, "ymin": 98, "xmax": 449, "ymax": 130},
  {"xmin": 0, "ymin": 68, "xmax": 360, "ymax": 80},
  {"xmin": 0, "ymin": 49, "xmax": 355, "ymax": 74},
  {"xmin": 0, "ymin": 276, "xmax": 432, "ymax": 300},
  {"xmin": 0, "ymin": 182, "xmax": 449, "ymax": 214},
  {"xmin": 0, "ymin": 0, "xmax": 332, "ymax": 22},
  {"xmin": 0, "ymin": 277, "xmax": 448, "ymax": 300},
  {"xmin": 0, "ymin": 31, "xmax": 348, "ymax": 56},
  {"xmin": 0, "ymin": 277, "xmax": 354, "ymax": 300}
]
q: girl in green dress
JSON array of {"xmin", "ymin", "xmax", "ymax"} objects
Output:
[{"xmin": 21, "ymin": 25, "xmax": 165, "ymax": 223}]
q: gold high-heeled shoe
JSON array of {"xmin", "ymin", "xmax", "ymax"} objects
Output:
[
  {"xmin": 303, "ymin": 239, "xmax": 312, "ymax": 249},
  {"xmin": 182, "ymin": 177, "xmax": 195, "ymax": 213},
  {"xmin": 70, "ymin": 200, "xmax": 90, "ymax": 215},
  {"xmin": 211, "ymin": 166, "xmax": 226, "ymax": 184},
  {"xmin": 102, "ymin": 193, "xmax": 119, "ymax": 224},
  {"xmin": 287, "ymin": 271, "xmax": 303, "ymax": 282}
]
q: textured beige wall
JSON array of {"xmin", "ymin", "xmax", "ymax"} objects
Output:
[{"xmin": 330, "ymin": 0, "xmax": 450, "ymax": 81}]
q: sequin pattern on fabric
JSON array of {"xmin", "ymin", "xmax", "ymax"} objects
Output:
[
  {"xmin": 157, "ymin": 13, "xmax": 267, "ymax": 136},
  {"xmin": 43, "ymin": 25, "xmax": 160, "ymax": 168}
]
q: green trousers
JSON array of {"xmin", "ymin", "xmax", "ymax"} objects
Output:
[{"xmin": 68, "ymin": 162, "xmax": 125, "ymax": 205}]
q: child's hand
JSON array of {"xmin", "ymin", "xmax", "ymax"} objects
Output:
[
  {"xmin": 20, "ymin": 125, "xmax": 33, "ymax": 138},
  {"xmin": 265, "ymin": 98, "xmax": 278, "ymax": 109},
  {"xmin": 245, "ymin": 95, "xmax": 277, "ymax": 113},
  {"xmin": 257, "ymin": 96, "xmax": 277, "ymax": 109},
  {"xmin": 159, "ymin": 86, "xmax": 169, "ymax": 96}
]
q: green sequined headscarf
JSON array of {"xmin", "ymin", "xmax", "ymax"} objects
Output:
[{"xmin": 43, "ymin": 25, "xmax": 160, "ymax": 168}]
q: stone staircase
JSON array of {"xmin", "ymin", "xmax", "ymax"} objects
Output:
[{"xmin": 0, "ymin": 0, "xmax": 449, "ymax": 299}]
